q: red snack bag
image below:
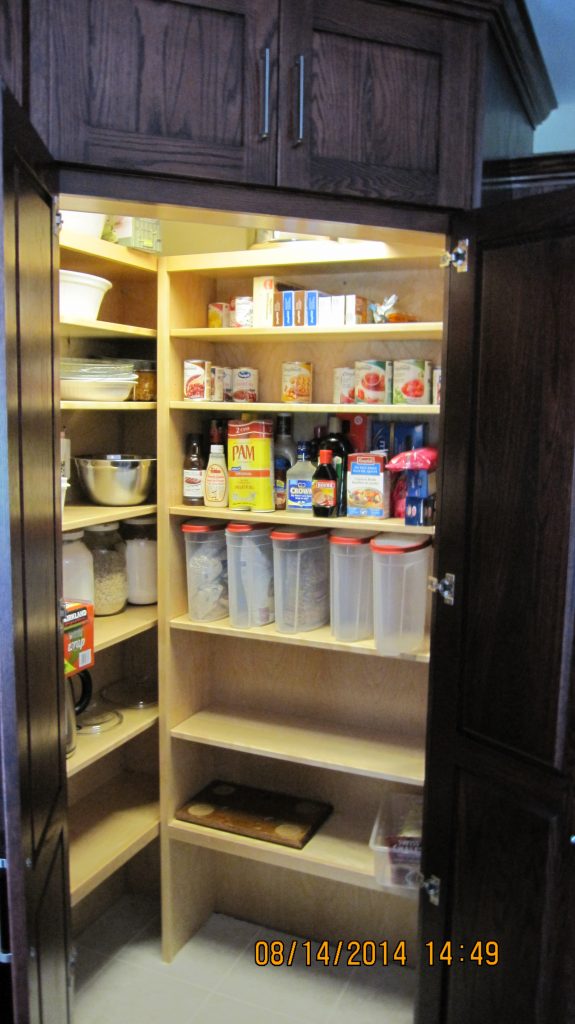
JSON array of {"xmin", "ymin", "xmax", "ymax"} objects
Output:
[{"xmin": 386, "ymin": 446, "xmax": 438, "ymax": 472}]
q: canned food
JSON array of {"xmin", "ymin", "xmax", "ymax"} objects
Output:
[
  {"xmin": 208, "ymin": 302, "xmax": 230, "ymax": 328},
  {"xmin": 432, "ymin": 366, "xmax": 441, "ymax": 407},
  {"xmin": 229, "ymin": 296, "xmax": 253, "ymax": 328},
  {"xmin": 183, "ymin": 360, "xmax": 211, "ymax": 400},
  {"xmin": 232, "ymin": 367, "xmax": 259, "ymax": 402},
  {"xmin": 333, "ymin": 367, "xmax": 355, "ymax": 404},
  {"xmin": 210, "ymin": 366, "xmax": 225, "ymax": 402},
  {"xmin": 392, "ymin": 360, "xmax": 432, "ymax": 405},
  {"xmin": 354, "ymin": 360, "xmax": 393, "ymax": 404},
  {"xmin": 281, "ymin": 362, "xmax": 313, "ymax": 403}
]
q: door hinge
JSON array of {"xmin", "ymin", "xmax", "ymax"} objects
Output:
[
  {"xmin": 420, "ymin": 874, "xmax": 441, "ymax": 906},
  {"xmin": 440, "ymin": 239, "xmax": 468, "ymax": 273},
  {"xmin": 428, "ymin": 573, "xmax": 455, "ymax": 606},
  {"xmin": 0, "ymin": 858, "xmax": 13, "ymax": 964},
  {"xmin": 53, "ymin": 210, "xmax": 63, "ymax": 236}
]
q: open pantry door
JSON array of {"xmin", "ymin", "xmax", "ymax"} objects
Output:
[
  {"xmin": 416, "ymin": 186, "xmax": 575, "ymax": 1024},
  {"xmin": 0, "ymin": 86, "xmax": 70, "ymax": 1023}
]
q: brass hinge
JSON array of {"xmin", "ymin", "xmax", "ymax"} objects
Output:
[{"xmin": 440, "ymin": 239, "xmax": 468, "ymax": 273}]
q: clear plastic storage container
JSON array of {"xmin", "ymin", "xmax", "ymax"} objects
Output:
[
  {"xmin": 122, "ymin": 516, "xmax": 157, "ymax": 605},
  {"xmin": 369, "ymin": 792, "xmax": 423, "ymax": 890},
  {"xmin": 329, "ymin": 531, "xmax": 374, "ymax": 641},
  {"xmin": 225, "ymin": 524, "xmax": 274, "ymax": 627},
  {"xmin": 62, "ymin": 529, "xmax": 95, "ymax": 604},
  {"xmin": 181, "ymin": 520, "xmax": 228, "ymax": 621},
  {"xmin": 83, "ymin": 522, "xmax": 127, "ymax": 616},
  {"xmin": 370, "ymin": 534, "xmax": 431, "ymax": 654},
  {"xmin": 270, "ymin": 527, "xmax": 329, "ymax": 633}
]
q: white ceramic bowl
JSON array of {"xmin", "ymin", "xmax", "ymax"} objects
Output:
[
  {"xmin": 61, "ymin": 211, "xmax": 107, "ymax": 237},
  {"xmin": 60, "ymin": 378, "xmax": 135, "ymax": 402},
  {"xmin": 60, "ymin": 270, "xmax": 112, "ymax": 322}
]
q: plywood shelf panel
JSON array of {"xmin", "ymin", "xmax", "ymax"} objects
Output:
[
  {"xmin": 170, "ymin": 615, "xmax": 430, "ymax": 664},
  {"xmin": 169, "ymin": 506, "xmax": 434, "ymax": 535},
  {"xmin": 67, "ymin": 707, "xmax": 159, "ymax": 777},
  {"xmin": 172, "ymin": 706, "xmax": 425, "ymax": 785},
  {"xmin": 172, "ymin": 323, "xmax": 443, "ymax": 343},
  {"xmin": 68, "ymin": 771, "xmax": 159, "ymax": 906},
  {"xmin": 60, "ymin": 230, "xmax": 158, "ymax": 273},
  {"xmin": 60, "ymin": 319, "xmax": 156, "ymax": 339},
  {"xmin": 94, "ymin": 605, "xmax": 158, "ymax": 652},
  {"xmin": 61, "ymin": 401, "xmax": 157, "ymax": 411},
  {"xmin": 171, "ymin": 401, "xmax": 439, "ymax": 416},
  {"xmin": 63, "ymin": 504, "xmax": 157, "ymax": 531}
]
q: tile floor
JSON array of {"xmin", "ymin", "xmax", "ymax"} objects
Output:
[{"xmin": 73, "ymin": 895, "xmax": 416, "ymax": 1024}]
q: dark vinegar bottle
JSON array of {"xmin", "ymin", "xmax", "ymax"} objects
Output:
[
  {"xmin": 312, "ymin": 449, "xmax": 338, "ymax": 517},
  {"xmin": 183, "ymin": 433, "xmax": 205, "ymax": 506}
]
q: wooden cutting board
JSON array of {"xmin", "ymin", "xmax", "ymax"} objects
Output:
[{"xmin": 175, "ymin": 779, "xmax": 333, "ymax": 849}]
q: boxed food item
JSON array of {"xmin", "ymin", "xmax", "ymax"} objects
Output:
[
  {"xmin": 102, "ymin": 216, "xmax": 162, "ymax": 253},
  {"xmin": 208, "ymin": 302, "xmax": 230, "ymax": 328},
  {"xmin": 392, "ymin": 422, "xmax": 427, "ymax": 456},
  {"xmin": 227, "ymin": 419, "xmax": 274, "ymax": 511},
  {"xmin": 405, "ymin": 494, "xmax": 436, "ymax": 527},
  {"xmin": 230, "ymin": 295, "xmax": 253, "ymax": 328},
  {"xmin": 340, "ymin": 413, "xmax": 370, "ymax": 452},
  {"xmin": 347, "ymin": 453, "xmax": 390, "ymax": 518},
  {"xmin": 281, "ymin": 362, "xmax": 313, "ymax": 403},
  {"xmin": 392, "ymin": 359, "xmax": 432, "ymax": 405},
  {"xmin": 62, "ymin": 600, "xmax": 95, "ymax": 676},
  {"xmin": 354, "ymin": 360, "xmax": 393, "ymax": 404},
  {"xmin": 370, "ymin": 792, "xmax": 423, "ymax": 888},
  {"xmin": 331, "ymin": 294, "xmax": 346, "ymax": 326},
  {"xmin": 183, "ymin": 360, "xmax": 211, "ymax": 400},
  {"xmin": 333, "ymin": 367, "xmax": 355, "ymax": 404},
  {"xmin": 345, "ymin": 294, "xmax": 368, "ymax": 324}
]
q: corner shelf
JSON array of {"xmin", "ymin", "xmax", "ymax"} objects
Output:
[
  {"xmin": 61, "ymin": 401, "xmax": 156, "ymax": 411},
  {"xmin": 94, "ymin": 605, "xmax": 158, "ymax": 652},
  {"xmin": 67, "ymin": 706, "xmax": 159, "ymax": 777},
  {"xmin": 63, "ymin": 504, "xmax": 157, "ymax": 531},
  {"xmin": 60, "ymin": 319, "xmax": 156, "ymax": 340}
]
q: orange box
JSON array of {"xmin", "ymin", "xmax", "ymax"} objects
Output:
[{"xmin": 62, "ymin": 600, "xmax": 95, "ymax": 676}]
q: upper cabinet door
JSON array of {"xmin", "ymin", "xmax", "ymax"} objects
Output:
[
  {"xmin": 41, "ymin": 0, "xmax": 279, "ymax": 183},
  {"xmin": 277, "ymin": 0, "xmax": 480, "ymax": 207}
]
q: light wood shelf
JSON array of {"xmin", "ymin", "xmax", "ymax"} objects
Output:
[
  {"xmin": 171, "ymin": 401, "xmax": 440, "ymax": 416},
  {"xmin": 169, "ymin": 808, "xmax": 402, "ymax": 894},
  {"xmin": 61, "ymin": 401, "xmax": 156, "ymax": 411},
  {"xmin": 170, "ymin": 615, "xmax": 430, "ymax": 663},
  {"xmin": 172, "ymin": 706, "xmax": 425, "ymax": 785},
  {"xmin": 60, "ymin": 230, "xmax": 158, "ymax": 273},
  {"xmin": 169, "ymin": 506, "xmax": 434, "ymax": 535},
  {"xmin": 60, "ymin": 319, "xmax": 156, "ymax": 340},
  {"xmin": 94, "ymin": 605, "xmax": 158, "ymax": 652},
  {"xmin": 67, "ymin": 707, "xmax": 159, "ymax": 777},
  {"xmin": 68, "ymin": 771, "xmax": 159, "ymax": 906},
  {"xmin": 171, "ymin": 323, "xmax": 443, "ymax": 343},
  {"xmin": 63, "ymin": 504, "xmax": 157, "ymax": 531}
]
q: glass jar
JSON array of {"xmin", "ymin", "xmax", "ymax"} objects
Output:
[
  {"xmin": 83, "ymin": 522, "xmax": 127, "ymax": 615},
  {"xmin": 121, "ymin": 516, "xmax": 157, "ymax": 605},
  {"xmin": 62, "ymin": 530, "xmax": 95, "ymax": 603},
  {"xmin": 133, "ymin": 361, "xmax": 157, "ymax": 401}
]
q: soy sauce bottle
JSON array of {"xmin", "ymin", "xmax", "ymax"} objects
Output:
[{"xmin": 312, "ymin": 449, "xmax": 338, "ymax": 517}]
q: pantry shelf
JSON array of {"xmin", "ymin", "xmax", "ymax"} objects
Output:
[
  {"xmin": 67, "ymin": 707, "xmax": 159, "ymax": 777},
  {"xmin": 171, "ymin": 401, "xmax": 440, "ymax": 417},
  {"xmin": 60, "ymin": 230, "xmax": 158, "ymax": 274},
  {"xmin": 169, "ymin": 506, "xmax": 435, "ymax": 536},
  {"xmin": 170, "ymin": 615, "xmax": 430, "ymax": 664},
  {"xmin": 172, "ymin": 706, "xmax": 425, "ymax": 785},
  {"xmin": 94, "ymin": 605, "xmax": 158, "ymax": 652},
  {"xmin": 60, "ymin": 319, "xmax": 156, "ymax": 340},
  {"xmin": 63, "ymin": 504, "xmax": 157, "ymax": 531},
  {"xmin": 171, "ymin": 323, "xmax": 443, "ymax": 343},
  {"xmin": 169, "ymin": 807, "xmax": 397, "ymax": 894},
  {"xmin": 61, "ymin": 401, "xmax": 157, "ymax": 411},
  {"xmin": 68, "ymin": 770, "xmax": 159, "ymax": 906}
]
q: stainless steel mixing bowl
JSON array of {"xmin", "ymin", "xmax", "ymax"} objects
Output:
[{"xmin": 74, "ymin": 455, "xmax": 156, "ymax": 506}]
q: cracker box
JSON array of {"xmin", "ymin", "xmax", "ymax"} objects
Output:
[
  {"xmin": 347, "ymin": 453, "xmax": 390, "ymax": 519},
  {"xmin": 227, "ymin": 419, "xmax": 275, "ymax": 511},
  {"xmin": 62, "ymin": 601, "xmax": 95, "ymax": 676},
  {"xmin": 345, "ymin": 295, "xmax": 368, "ymax": 325}
]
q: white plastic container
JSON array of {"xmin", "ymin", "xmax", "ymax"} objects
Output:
[
  {"xmin": 122, "ymin": 516, "xmax": 157, "ymax": 605},
  {"xmin": 62, "ymin": 530, "xmax": 95, "ymax": 603},
  {"xmin": 330, "ymin": 531, "xmax": 374, "ymax": 641},
  {"xmin": 226, "ymin": 524, "xmax": 274, "ymax": 627},
  {"xmin": 59, "ymin": 270, "xmax": 112, "ymax": 321},
  {"xmin": 61, "ymin": 211, "xmax": 107, "ymax": 237},
  {"xmin": 369, "ymin": 793, "xmax": 423, "ymax": 890},
  {"xmin": 270, "ymin": 527, "xmax": 329, "ymax": 633},
  {"xmin": 370, "ymin": 534, "xmax": 431, "ymax": 654},
  {"xmin": 181, "ymin": 521, "xmax": 228, "ymax": 621}
]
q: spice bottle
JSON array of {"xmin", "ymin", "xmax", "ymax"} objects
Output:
[
  {"xmin": 204, "ymin": 444, "xmax": 229, "ymax": 507},
  {"xmin": 312, "ymin": 450, "xmax": 338, "ymax": 518},
  {"xmin": 83, "ymin": 522, "xmax": 128, "ymax": 616},
  {"xmin": 183, "ymin": 433, "xmax": 205, "ymax": 506}
]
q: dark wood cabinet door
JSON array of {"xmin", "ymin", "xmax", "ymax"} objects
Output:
[
  {"xmin": 35, "ymin": 0, "xmax": 278, "ymax": 183},
  {"xmin": 417, "ymin": 188, "xmax": 575, "ymax": 1023},
  {"xmin": 1, "ymin": 87, "xmax": 70, "ymax": 1024},
  {"xmin": 277, "ymin": 0, "xmax": 481, "ymax": 207},
  {"xmin": 0, "ymin": 0, "xmax": 24, "ymax": 105}
]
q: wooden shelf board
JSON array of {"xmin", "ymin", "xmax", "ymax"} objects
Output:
[
  {"xmin": 67, "ymin": 706, "xmax": 159, "ymax": 777},
  {"xmin": 60, "ymin": 230, "xmax": 158, "ymax": 273},
  {"xmin": 171, "ymin": 401, "xmax": 440, "ymax": 416},
  {"xmin": 170, "ymin": 615, "xmax": 430, "ymax": 663},
  {"xmin": 61, "ymin": 401, "xmax": 157, "ymax": 411},
  {"xmin": 63, "ymin": 504, "xmax": 157, "ymax": 531},
  {"xmin": 171, "ymin": 323, "xmax": 442, "ymax": 343},
  {"xmin": 169, "ymin": 506, "xmax": 434, "ymax": 536},
  {"xmin": 94, "ymin": 605, "xmax": 158, "ymax": 652},
  {"xmin": 169, "ymin": 809, "xmax": 409, "ymax": 895},
  {"xmin": 172, "ymin": 706, "xmax": 425, "ymax": 785},
  {"xmin": 60, "ymin": 319, "xmax": 156, "ymax": 339},
  {"xmin": 68, "ymin": 771, "xmax": 159, "ymax": 906}
]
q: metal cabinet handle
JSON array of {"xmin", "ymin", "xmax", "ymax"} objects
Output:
[
  {"xmin": 295, "ymin": 54, "xmax": 305, "ymax": 144},
  {"xmin": 260, "ymin": 47, "xmax": 271, "ymax": 140}
]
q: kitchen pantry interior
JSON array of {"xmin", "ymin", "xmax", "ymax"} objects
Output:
[{"xmin": 61, "ymin": 195, "xmax": 447, "ymax": 1018}]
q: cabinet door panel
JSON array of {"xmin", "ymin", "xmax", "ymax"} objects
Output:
[
  {"xmin": 43, "ymin": 0, "xmax": 278, "ymax": 183},
  {"xmin": 278, "ymin": 0, "xmax": 480, "ymax": 207}
]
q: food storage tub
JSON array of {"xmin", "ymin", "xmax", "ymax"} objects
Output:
[
  {"xmin": 370, "ymin": 534, "xmax": 431, "ymax": 655},
  {"xmin": 182, "ymin": 521, "xmax": 228, "ymax": 621},
  {"xmin": 270, "ymin": 528, "xmax": 329, "ymax": 633},
  {"xmin": 369, "ymin": 793, "xmax": 423, "ymax": 889},
  {"xmin": 225, "ymin": 524, "xmax": 274, "ymax": 627},
  {"xmin": 329, "ymin": 531, "xmax": 374, "ymax": 641}
]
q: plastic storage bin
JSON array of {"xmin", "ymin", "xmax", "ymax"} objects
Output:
[
  {"xmin": 370, "ymin": 534, "xmax": 431, "ymax": 654},
  {"xmin": 182, "ymin": 520, "xmax": 228, "ymax": 621},
  {"xmin": 369, "ymin": 792, "xmax": 423, "ymax": 890},
  {"xmin": 329, "ymin": 531, "xmax": 374, "ymax": 641},
  {"xmin": 270, "ymin": 527, "xmax": 329, "ymax": 633},
  {"xmin": 226, "ymin": 523, "xmax": 274, "ymax": 627}
]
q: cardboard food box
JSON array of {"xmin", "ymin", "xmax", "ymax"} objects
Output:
[
  {"xmin": 62, "ymin": 600, "xmax": 95, "ymax": 676},
  {"xmin": 347, "ymin": 453, "xmax": 391, "ymax": 518}
]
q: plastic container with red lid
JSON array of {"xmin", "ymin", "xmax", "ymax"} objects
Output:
[
  {"xmin": 329, "ymin": 531, "xmax": 375, "ymax": 642},
  {"xmin": 225, "ymin": 523, "xmax": 274, "ymax": 627},
  {"xmin": 181, "ymin": 519, "xmax": 228, "ymax": 621},
  {"xmin": 270, "ymin": 527, "xmax": 329, "ymax": 633},
  {"xmin": 370, "ymin": 533, "xmax": 432, "ymax": 654}
]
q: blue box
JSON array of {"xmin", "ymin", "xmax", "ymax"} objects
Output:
[
  {"xmin": 305, "ymin": 290, "xmax": 319, "ymax": 326},
  {"xmin": 371, "ymin": 420, "xmax": 391, "ymax": 455},
  {"xmin": 392, "ymin": 422, "xmax": 427, "ymax": 456},
  {"xmin": 282, "ymin": 291, "xmax": 294, "ymax": 327},
  {"xmin": 406, "ymin": 470, "xmax": 436, "ymax": 498},
  {"xmin": 404, "ymin": 495, "xmax": 436, "ymax": 527}
]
